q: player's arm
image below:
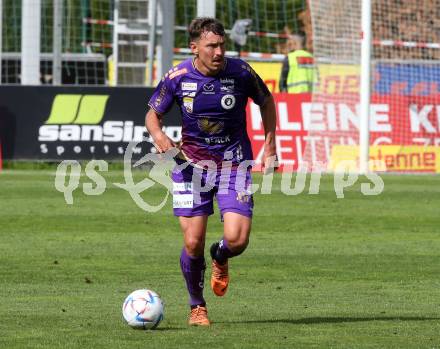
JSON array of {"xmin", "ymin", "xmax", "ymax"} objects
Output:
[
  {"xmin": 259, "ymin": 94, "xmax": 278, "ymax": 173},
  {"xmin": 145, "ymin": 108, "xmax": 176, "ymax": 153},
  {"xmin": 243, "ymin": 61, "xmax": 278, "ymax": 172},
  {"xmin": 145, "ymin": 72, "xmax": 177, "ymax": 153}
]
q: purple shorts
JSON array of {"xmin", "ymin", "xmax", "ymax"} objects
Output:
[{"xmin": 172, "ymin": 161, "xmax": 254, "ymax": 218}]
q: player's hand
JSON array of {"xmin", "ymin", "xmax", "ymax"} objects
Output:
[
  {"xmin": 152, "ymin": 132, "xmax": 176, "ymax": 153},
  {"xmin": 261, "ymin": 145, "xmax": 278, "ymax": 174}
]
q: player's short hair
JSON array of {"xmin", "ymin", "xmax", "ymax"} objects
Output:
[{"xmin": 188, "ymin": 17, "xmax": 225, "ymax": 43}]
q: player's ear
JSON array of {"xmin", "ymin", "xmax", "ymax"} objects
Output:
[{"xmin": 190, "ymin": 41, "xmax": 198, "ymax": 56}]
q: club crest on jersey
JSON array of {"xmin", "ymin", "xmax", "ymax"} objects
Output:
[
  {"xmin": 221, "ymin": 94, "xmax": 236, "ymax": 110},
  {"xmin": 183, "ymin": 97, "xmax": 194, "ymax": 113}
]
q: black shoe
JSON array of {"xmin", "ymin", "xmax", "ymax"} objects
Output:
[{"xmin": 210, "ymin": 242, "xmax": 219, "ymax": 260}]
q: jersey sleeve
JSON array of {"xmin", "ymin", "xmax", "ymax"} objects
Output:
[
  {"xmin": 147, "ymin": 74, "xmax": 176, "ymax": 115},
  {"xmin": 242, "ymin": 62, "xmax": 271, "ymax": 106}
]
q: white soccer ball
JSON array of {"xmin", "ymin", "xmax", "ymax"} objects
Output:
[{"xmin": 122, "ymin": 289, "xmax": 164, "ymax": 329}]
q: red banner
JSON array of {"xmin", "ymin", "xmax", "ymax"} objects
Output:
[{"xmin": 246, "ymin": 93, "xmax": 440, "ymax": 172}]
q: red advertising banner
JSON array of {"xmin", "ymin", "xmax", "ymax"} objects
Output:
[{"xmin": 246, "ymin": 93, "xmax": 440, "ymax": 172}]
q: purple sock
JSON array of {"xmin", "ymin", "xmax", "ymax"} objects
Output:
[
  {"xmin": 214, "ymin": 238, "xmax": 244, "ymax": 264},
  {"xmin": 180, "ymin": 248, "xmax": 206, "ymax": 307}
]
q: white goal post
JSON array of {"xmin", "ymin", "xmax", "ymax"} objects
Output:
[{"xmin": 359, "ymin": 0, "xmax": 372, "ymax": 174}]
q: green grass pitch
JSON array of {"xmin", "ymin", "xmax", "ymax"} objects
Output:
[{"xmin": 1, "ymin": 168, "xmax": 440, "ymax": 348}]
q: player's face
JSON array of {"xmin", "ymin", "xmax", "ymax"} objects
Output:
[{"xmin": 191, "ymin": 31, "xmax": 225, "ymax": 76}]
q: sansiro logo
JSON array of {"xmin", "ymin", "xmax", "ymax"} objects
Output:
[
  {"xmin": 45, "ymin": 94, "xmax": 109, "ymax": 125},
  {"xmin": 38, "ymin": 94, "xmax": 145, "ymax": 142}
]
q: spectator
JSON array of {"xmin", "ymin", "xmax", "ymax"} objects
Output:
[{"xmin": 279, "ymin": 33, "xmax": 315, "ymax": 93}]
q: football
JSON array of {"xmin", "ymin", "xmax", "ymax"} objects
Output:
[{"xmin": 122, "ymin": 289, "xmax": 164, "ymax": 329}]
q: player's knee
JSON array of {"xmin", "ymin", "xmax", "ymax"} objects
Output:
[
  {"xmin": 227, "ymin": 235, "xmax": 249, "ymax": 254},
  {"xmin": 184, "ymin": 236, "xmax": 204, "ymax": 256}
]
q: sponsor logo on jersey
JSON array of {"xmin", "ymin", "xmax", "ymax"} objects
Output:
[
  {"xmin": 197, "ymin": 118, "xmax": 224, "ymax": 135},
  {"xmin": 220, "ymin": 78, "xmax": 235, "ymax": 93},
  {"xmin": 183, "ymin": 97, "xmax": 194, "ymax": 113},
  {"xmin": 202, "ymin": 83, "xmax": 215, "ymax": 94},
  {"xmin": 173, "ymin": 193, "xmax": 194, "ymax": 208},
  {"xmin": 181, "ymin": 82, "xmax": 198, "ymax": 91},
  {"xmin": 221, "ymin": 94, "xmax": 236, "ymax": 110},
  {"xmin": 220, "ymin": 85, "xmax": 234, "ymax": 93},
  {"xmin": 220, "ymin": 78, "xmax": 234, "ymax": 84},
  {"xmin": 182, "ymin": 91, "xmax": 196, "ymax": 97},
  {"xmin": 173, "ymin": 182, "xmax": 193, "ymax": 192},
  {"xmin": 204, "ymin": 135, "xmax": 231, "ymax": 144},
  {"xmin": 155, "ymin": 85, "xmax": 167, "ymax": 107}
]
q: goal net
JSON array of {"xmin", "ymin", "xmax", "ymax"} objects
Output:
[
  {"xmin": 1, "ymin": 0, "xmax": 111, "ymax": 84},
  {"xmin": 307, "ymin": 0, "xmax": 440, "ymax": 173}
]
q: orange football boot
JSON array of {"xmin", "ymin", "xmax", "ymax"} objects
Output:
[
  {"xmin": 188, "ymin": 305, "xmax": 211, "ymax": 326},
  {"xmin": 211, "ymin": 259, "xmax": 229, "ymax": 296}
]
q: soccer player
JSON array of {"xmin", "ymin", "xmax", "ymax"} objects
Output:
[{"xmin": 145, "ymin": 17, "xmax": 277, "ymax": 326}]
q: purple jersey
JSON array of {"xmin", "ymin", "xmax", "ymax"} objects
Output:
[{"xmin": 148, "ymin": 57, "xmax": 270, "ymax": 165}]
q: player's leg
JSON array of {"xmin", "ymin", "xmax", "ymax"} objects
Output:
[
  {"xmin": 179, "ymin": 215, "xmax": 211, "ymax": 326},
  {"xmin": 211, "ymin": 163, "xmax": 254, "ymax": 296},
  {"xmin": 173, "ymin": 160, "xmax": 215, "ymax": 324},
  {"xmin": 220, "ymin": 211, "xmax": 252, "ymax": 256},
  {"xmin": 210, "ymin": 212, "xmax": 252, "ymax": 296},
  {"xmin": 180, "ymin": 215, "xmax": 207, "ymax": 306}
]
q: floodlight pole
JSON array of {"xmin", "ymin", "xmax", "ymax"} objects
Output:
[{"xmin": 359, "ymin": 0, "xmax": 372, "ymax": 174}]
